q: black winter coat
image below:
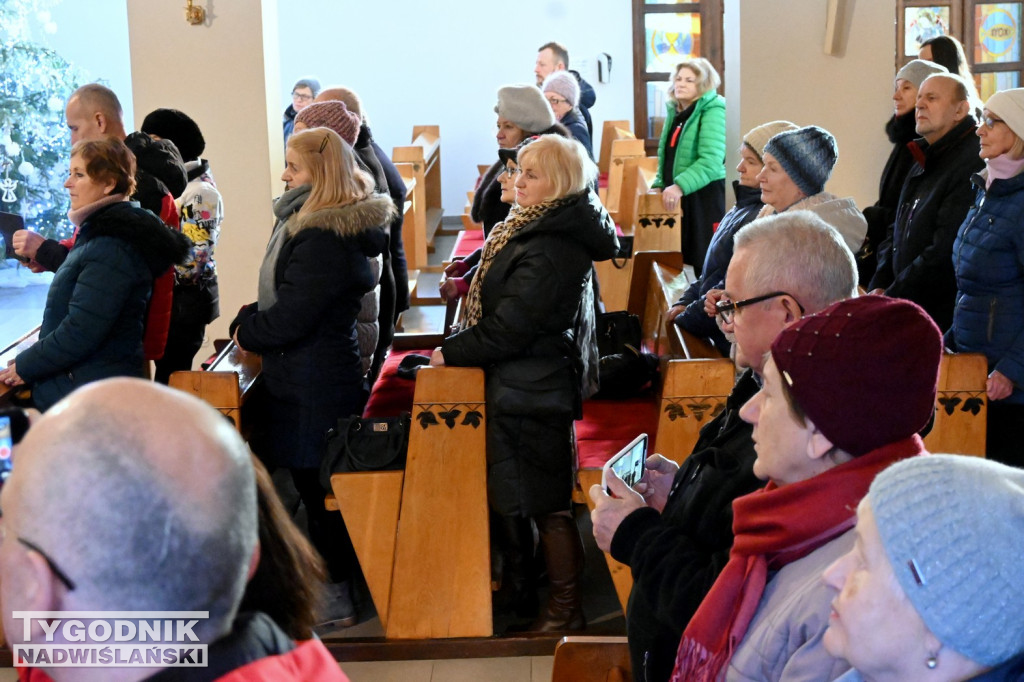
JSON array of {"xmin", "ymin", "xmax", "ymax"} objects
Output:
[
  {"xmin": 442, "ymin": 191, "xmax": 618, "ymax": 515},
  {"xmin": 371, "ymin": 135, "xmax": 410, "ymax": 315},
  {"xmin": 17, "ymin": 202, "xmax": 189, "ymax": 411},
  {"xmin": 869, "ymin": 116, "xmax": 984, "ymax": 330},
  {"xmin": 610, "ymin": 370, "xmax": 762, "ymax": 682},
  {"xmin": 858, "ymin": 112, "xmax": 919, "ymax": 285},
  {"xmin": 235, "ymin": 197, "xmax": 392, "ymax": 470},
  {"xmin": 470, "ymin": 160, "xmax": 511, "ymax": 239}
]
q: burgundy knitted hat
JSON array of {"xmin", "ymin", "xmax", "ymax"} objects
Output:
[
  {"xmin": 770, "ymin": 295, "xmax": 942, "ymax": 456},
  {"xmin": 294, "ymin": 101, "xmax": 360, "ymax": 145}
]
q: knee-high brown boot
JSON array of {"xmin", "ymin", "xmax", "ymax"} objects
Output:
[{"xmin": 529, "ymin": 511, "xmax": 586, "ymax": 632}]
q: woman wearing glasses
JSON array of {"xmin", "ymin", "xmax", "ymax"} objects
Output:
[
  {"xmin": 231, "ymin": 128, "xmax": 394, "ymax": 627},
  {"xmin": 946, "ymin": 88, "xmax": 1024, "ymax": 466},
  {"xmin": 651, "ymin": 58, "xmax": 726, "ymax": 276},
  {"xmin": 542, "ymin": 71, "xmax": 593, "ymax": 160}
]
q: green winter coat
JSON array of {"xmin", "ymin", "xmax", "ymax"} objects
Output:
[{"xmin": 653, "ymin": 89, "xmax": 726, "ymax": 195}]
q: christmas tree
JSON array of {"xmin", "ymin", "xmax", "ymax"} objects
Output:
[{"xmin": 0, "ymin": 0, "xmax": 87, "ymax": 260}]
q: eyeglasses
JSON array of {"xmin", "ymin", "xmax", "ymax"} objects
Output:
[
  {"xmin": 546, "ymin": 97, "xmax": 569, "ymax": 106},
  {"xmin": 0, "ymin": 521, "xmax": 76, "ymax": 591},
  {"xmin": 499, "ymin": 167, "xmax": 521, "ymax": 178},
  {"xmin": 715, "ymin": 291, "xmax": 805, "ymax": 324},
  {"xmin": 982, "ymin": 114, "xmax": 1005, "ymax": 130},
  {"xmin": 291, "ymin": 91, "xmax": 313, "ymax": 102}
]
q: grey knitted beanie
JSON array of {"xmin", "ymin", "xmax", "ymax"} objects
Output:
[
  {"xmin": 869, "ymin": 454, "xmax": 1024, "ymax": 666},
  {"xmin": 494, "ymin": 85, "xmax": 556, "ymax": 134},
  {"xmin": 542, "ymin": 71, "xmax": 580, "ymax": 108},
  {"xmin": 896, "ymin": 59, "xmax": 948, "ymax": 89},
  {"xmin": 763, "ymin": 125, "xmax": 838, "ymax": 197}
]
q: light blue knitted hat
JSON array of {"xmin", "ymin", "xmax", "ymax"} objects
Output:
[
  {"xmin": 763, "ymin": 125, "xmax": 838, "ymax": 197},
  {"xmin": 869, "ymin": 454, "xmax": 1024, "ymax": 667}
]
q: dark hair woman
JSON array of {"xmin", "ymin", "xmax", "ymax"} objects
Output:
[
  {"xmin": 1, "ymin": 138, "xmax": 188, "ymax": 410},
  {"xmin": 430, "ymin": 134, "xmax": 618, "ymax": 631}
]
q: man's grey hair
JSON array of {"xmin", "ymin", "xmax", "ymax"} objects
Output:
[
  {"xmin": 733, "ymin": 211, "xmax": 857, "ymax": 313},
  {"xmin": 71, "ymin": 83, "xmax": 123, "ymax": 123},
  {"xmin": 20, "ymin": 403, "xmax": 257, "ymax": 641},
  {"xmin": 922, "ymin": 72, "xmax": 970, "ymax": 104}
]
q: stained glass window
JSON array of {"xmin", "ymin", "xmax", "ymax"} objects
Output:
[
  {"xmin": 975, "ymin": 3, "xmax": 1021, "ymax": 62},
  {"xmin": 905, "ymin": 7, "xmax": 951, "ymax": 55},
  {"xmin": 645, "ymin": 13, "xmax": 701, "ymax": 73}
]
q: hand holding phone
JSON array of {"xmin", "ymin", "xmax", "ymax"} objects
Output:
[{"xmin": 602, "ymin": 434, "xmax": 648, "ymax": 496}]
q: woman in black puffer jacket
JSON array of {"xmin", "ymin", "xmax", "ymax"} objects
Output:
[{"xmin": 431, "ymin": 135, "xmax": 618, "ymax": 632}]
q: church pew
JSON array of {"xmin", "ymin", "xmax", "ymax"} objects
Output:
[
  {"xmin": 393, "ymin": 125, "xmax": 443, "ymax": 266},
  {"xmin": 167, "ymin": 341, "xmax": 261, "ymax": 430},
  {"xmin": 580, "ymin": 252, "xmax": 731, "ymax": 613},
  {"xmin": 602, "ymin": 138, "xmax": 645, "ymax": 218},
  {"xmin": 330, "ymin": 366, "xmax": 492, "ymax": 639},
  {"xmin": 923, "ymin": 352, "xmax": 988, "ymax": 457},
  {"xmin": 395, "ymin": 163, "xmax": 425, "ymax": 272},
  {"xmin": 598, "ymin": 120, "xmax": 635, "ymax": 177},
  {"xmin": 551, "ymin": 636, "xmax": 631, "ymax": 682},
  {"xmin": 0, "ymin": 326, "xmax": 39, "ymax": 406}
]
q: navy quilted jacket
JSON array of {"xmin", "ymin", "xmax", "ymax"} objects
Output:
[{"xmin": 948, "ymin": 170, "xmax": 1024, "ymax": 404}]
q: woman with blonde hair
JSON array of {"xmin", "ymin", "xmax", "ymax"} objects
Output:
[
  {"xmin": 431, "ymin": 134, "xmax": 618, "ymax": 632},
  {"xmin": 231, "ymin": 127, "xmax": 395, "ymax": 626},
  {"xmin": 651, "ymin": 57, "xmax": 726, "ymax": 276}
]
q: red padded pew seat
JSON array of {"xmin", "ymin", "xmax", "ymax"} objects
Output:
[
  {"xmin": 598, "ymin": 172, "xmax": 608, "ymax": 190},
  {"xmin": 452, "ymin": 229, "xmax": 484, "ymax": 259},
  {"xmin": 576, "ymin": 394, "xmax": 659, "ymax": 469},
  {"xmin": 363, "ymin": 349, "xmax": 431, "ymax": 418}
]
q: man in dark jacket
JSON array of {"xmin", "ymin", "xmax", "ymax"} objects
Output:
[
  {"xmin": 535, "ymin": 41, "xmax": 596, "ymax": 136},
  {"xmin": 590, "ymin": 212, "xmax": 858, "ymax": 682},
  {"xmin": 0, "ymin": 379, "xmax": 348, "ymax": 681},
  {"xmin": 869, "ymin": 73, "xmax": 984, "ymax": 330}
]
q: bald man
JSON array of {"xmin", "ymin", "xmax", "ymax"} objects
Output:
[{"xmin": 0, "ymin": 379, "xmax": 348, "ymax": 681}]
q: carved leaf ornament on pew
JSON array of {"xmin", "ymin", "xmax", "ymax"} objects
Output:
[
  {"xmin": 415, "ymin": 403, "xmax": 485, "ymax": 430},
  {"xmin": 638, "ymin": 216, "xmax": 677, "ymax": 229},
  {"xmin": 937, "ymin": 392, "xmax": 986, "ymax": 416},
  {"xmin": 663, "ymin": 398, "xmax": 726, "ymax": 423}
]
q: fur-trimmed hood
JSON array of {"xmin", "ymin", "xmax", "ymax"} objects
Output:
[
  {"xmin": 80, "ymin": 201, "xmax": 191, "ymax": 276},
  {"xmin": 285, "ymin": 193, "xmax": 394, "ymax": 257}
]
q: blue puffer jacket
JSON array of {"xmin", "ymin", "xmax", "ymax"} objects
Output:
[
  {"xmin": 948, "ymin": 170, "xmax": 1024, "ymax": 404},
  {"xmin": 673, "ymin": 181, "xmax": 763, "ymax": 354}
]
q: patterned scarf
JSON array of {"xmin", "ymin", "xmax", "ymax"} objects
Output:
[
  {"xmin": 669, "ymin": 436, "xmax": 925, "ymax": 682},
  {"xmin": 460, "ymin": 196, "xmax": 573, "ymax": 328}
]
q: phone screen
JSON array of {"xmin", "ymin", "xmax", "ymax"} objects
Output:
[
  {"xmin": 604, "ymin": 434, "xmax": 648, "ymax": 495},
  {"xmin": 0, "ymin": 415, "xmax": 13, "ymax": 487}
]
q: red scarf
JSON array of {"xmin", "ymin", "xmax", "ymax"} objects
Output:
[{"xmin": 670, "ymin": 436, "xmax": 926, "ymax": 682}]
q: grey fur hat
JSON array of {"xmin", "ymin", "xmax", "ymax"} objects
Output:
[
  {"xmin": 494, "ymin": 85, "xmax": 556, "ymax": 134},
  {"xmin": 869, "ymin": 454, "xmax": 1024, "ymax": 667}
]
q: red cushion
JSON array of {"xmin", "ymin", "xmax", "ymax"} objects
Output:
[
  {"xmin": 576, "ymin": 396, "xmax": 659, "ymax": 469},
  {"xmin": 598, "ymin": 172, "xmax": 609, "ymax": 190},
  {"xmin": 363, "ymin": 349, "xmax": 432, "ymax": 418},
  {"xmin": 452, "ymin": 229, "xmax": 484, "ymax": 259}
]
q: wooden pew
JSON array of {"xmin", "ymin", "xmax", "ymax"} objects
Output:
[
  {"xmin": 330, "ymin": 366, "xmax": 491, "ymax": 639},
  {"xmin": 598, "ymin": 120, "xmax": 635, "ymax": 177},
  {"xmin": 168, "ymin": 341, "xmax": 261, "ymax": 429},
  {"xmin": 551, "ymin": 636, "xmax": 631, "ymax": 682},
  {"xmin": 0, "ymin": 326, "xmax": 40, "ymax": 406},
  {"xmin": 602, "ymin": 138, "xmax": 646, "ymax": 219},
  {"xmin": 395, "ymin": 163, "xmax": 425, "ymax": 272},
  {"xmin": 393, "ymin": 125, "xmax": 443, "ymax": 267},
  {"xmin": 581, "ymin": 251, "xmax": 732, "ymax": 613},
  {"xmin": 924, "ymin": 352, "xmax": 988, "ymax": 456}
]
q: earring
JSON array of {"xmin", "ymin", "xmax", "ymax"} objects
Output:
[{"xmin": 926, "ymin": 654, "xmax": 938, "ymax": 669}]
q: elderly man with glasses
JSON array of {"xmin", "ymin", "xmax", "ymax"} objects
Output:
[{"xmin": 590, "ymin": 211, "xmax": 857, "ymax": 682}]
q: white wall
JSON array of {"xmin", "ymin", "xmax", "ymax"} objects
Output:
[
  {"xmin": 275, "ymin": 0, "xmax": 635, "ymax": 214},
  {"xmin": 725, "ymin": 0, "xmax": 895, "ymax": 207}
]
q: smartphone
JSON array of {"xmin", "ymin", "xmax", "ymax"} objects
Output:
[
  {"xmin": 0, "ymin": 415, "xmax": 13, "ymax": 487},
  {"xmin": 602, "ymin": 433, "xmax": 648, "ymax": 496}
]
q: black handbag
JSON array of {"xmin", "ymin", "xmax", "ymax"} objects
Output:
[
  {"xmin": 596, "ymin": 310, "xmax": 642, "ymax": 357},
  {"xmin": 319, "ymin": 413, "xmax": 411, "ymax": 489}
]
